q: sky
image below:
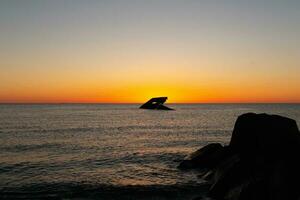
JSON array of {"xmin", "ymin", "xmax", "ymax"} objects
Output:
[{"xmin": 0, "ymin": 0, "xmax": 299, "ymax": 103}]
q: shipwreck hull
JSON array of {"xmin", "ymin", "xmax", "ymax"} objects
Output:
[{"xmin": 140, "ymin": 97, "xmax": 174, "ymax": 110}]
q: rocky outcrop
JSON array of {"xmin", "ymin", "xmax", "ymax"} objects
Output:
[
  {"xmin": 140, "ymin": 97, "xmax": 174, "ymax": 110},
  {"xmin": 178, "ymin": 143, "xmax": 226, "ymax": 170},
  {"xmin": 179, "ymin": 113, "xmax": 300, "ymax": 200}
]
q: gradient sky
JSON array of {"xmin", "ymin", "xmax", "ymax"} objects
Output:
[{"xmin": 0, "ymin": 0, "xmax": 299, "ymax": 103}]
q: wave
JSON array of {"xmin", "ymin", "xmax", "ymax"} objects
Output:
[
  {"xmin": 0, "ymin": 124, "xmax": 229, "ymax": 135},
  {"xmin": 0, "ymin": 182, "xmax": 209, "ymax": 200},
  {"xmin": 0, "ymin": 143, "xmax": 64, "ymax": 153},
  {"xmin": 0, "ymin": 151, "xmax": 185, "ymax": 173}
]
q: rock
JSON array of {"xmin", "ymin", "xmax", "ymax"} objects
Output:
[
  {"xmin": 139, "ymin": 97, "xmax": 174, "ymax": 110},
  {"xmin": 180, "ymin": 113, "xmax": 300, "ymax": 200},
  {"xmin": 209, "ymin": 154, "xmax": 244, "ymax": 199},
  {"xmin": 226, "ymin": 113, "xmax": 300, "ymax": 200},
  {"xmin": 178, "ymin": 143, "xmax": 225, "ymax": 170},
  {"xmin": 229, "ymin": 113, "xmax": 300, "ymax": 162}
]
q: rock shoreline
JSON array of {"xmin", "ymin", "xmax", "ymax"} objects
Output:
[{"xmin": 179, "ymin": 113, "xmax": 300, "ymax": 200}]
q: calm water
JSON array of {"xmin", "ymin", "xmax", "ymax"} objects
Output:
[{"xmin": 0, "ymin": 104, "xmax": 300, "ymax": 199}]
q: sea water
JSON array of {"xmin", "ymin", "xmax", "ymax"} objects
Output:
[{"xmin": 0, "ymin": 104, "xmax": 299, "ymax": 199}]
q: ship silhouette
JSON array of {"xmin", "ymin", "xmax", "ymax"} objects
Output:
[{"xmin": 140, "ymin": 97, "xmax": 174, "ymax": 110}]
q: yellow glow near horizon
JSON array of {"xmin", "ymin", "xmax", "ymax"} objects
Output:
[{"xmin": 1, "ymin": 78, "xmax": 299, "ymax": 103}]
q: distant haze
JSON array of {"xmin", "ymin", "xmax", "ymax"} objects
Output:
[{"xmin": 0, "ymin": 0, "xmax": 299, "ymax": 103}]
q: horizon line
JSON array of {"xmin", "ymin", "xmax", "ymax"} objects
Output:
[{"xmin": 0, "ymin": 102, "xmax": 299, "ymax": 104}]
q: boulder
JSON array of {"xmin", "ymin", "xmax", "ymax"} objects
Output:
[
  {"xmin": 178, "ymin": 143, "xmax": 225, "ymax": 170},
  {"xmin": 229, "ymin": 113, "xmax": 300, "ymax": 162},
  {"xmin": 208, "ymin": 154, "xmax": 248, "ymax": 200},
  {"xmin": 180, "ymin": 113, "xmax": 300, "ymax": 200}
]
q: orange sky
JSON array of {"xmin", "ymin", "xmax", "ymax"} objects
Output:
[
  {"xmin": 0, "ymin": 1, "xmax": 299, "ymax": 103},
  {"xmin": 1, "ymin": 74, "xmax": 299, "ymax": 103}
]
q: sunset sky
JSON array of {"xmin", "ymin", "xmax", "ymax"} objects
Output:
[{"xmin": 0, "ymin": 0, "xmax": 299, "ymax": 103}]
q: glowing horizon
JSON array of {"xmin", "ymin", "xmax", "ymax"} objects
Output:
[{"xmin": 1, "ymin": 1, "xmax": 299, "ymax": 104}]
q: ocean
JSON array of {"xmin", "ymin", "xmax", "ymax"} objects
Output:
[{"xmin": 0, "ymin": 104, "xmax": 299, "ymax": 199}]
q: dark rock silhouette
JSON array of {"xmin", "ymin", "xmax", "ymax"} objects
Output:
[
  {"xmin": 140, "ymin": 97, "xmax": 174, "ymax": 110},
  {"xmin": 178, "ymin": 143, "xmax": 225, "ymax": 170},
  {"xmin": 179, "ymin": 113, "xmax": 300, "ymax": 200}
]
